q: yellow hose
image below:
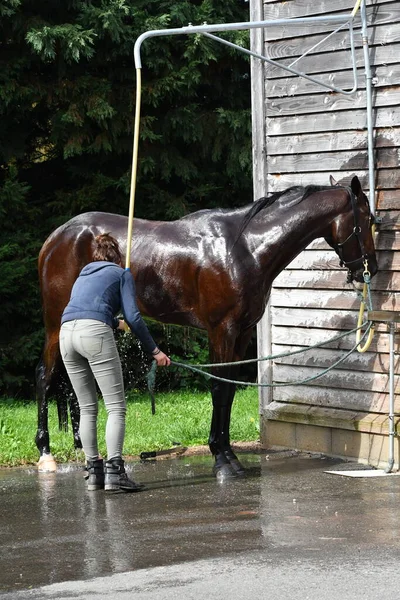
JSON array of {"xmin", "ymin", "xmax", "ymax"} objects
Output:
[
  {"xmin": 125, "ymin": 67, "xmax": 142, "ymax": 270},
  {"xmin": 356, "ymin": 224, "xmax": 376, "ymax": 353},
  {"xmin": 356, "ymin": 283, "xmax": 375, "ymax": 352},
  {"xmin": 351, "ymin": 0, "xmax": 362, "ymax": 17}
]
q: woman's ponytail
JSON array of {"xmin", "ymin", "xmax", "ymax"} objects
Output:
[{"xmin": 93, "ymin": 233, "xmax": 122, "ymax": 264}]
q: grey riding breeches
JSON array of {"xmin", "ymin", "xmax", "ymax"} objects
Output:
[{"xmin": 60, "ymin": 319, "xmax": 126, "ymax": 461}]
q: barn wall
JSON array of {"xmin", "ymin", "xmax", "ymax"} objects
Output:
[{"xmin": 250, "ymin": 0, "xmax": 400, "ymax": 467}]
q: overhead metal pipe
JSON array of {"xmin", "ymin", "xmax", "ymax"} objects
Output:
[
  {"xmin": 133, "ymin": 14, "xmax": 354, "ymax": 68},
  {"xmin": 134, "ymin": 15, "xmax": 359, "ymax": 95},
  {"xmin": 360, "ymin": 0, "xmax": 376, "ymax": 215}
]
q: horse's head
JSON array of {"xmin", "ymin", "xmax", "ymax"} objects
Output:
[{"xmin": 327, "ymin": 175, "xmax": 378, "ymax": 285}]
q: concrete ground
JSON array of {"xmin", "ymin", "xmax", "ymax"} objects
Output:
[{"xmin": 1, "ymin": 449, "xmax": 400, "ymax": 599}]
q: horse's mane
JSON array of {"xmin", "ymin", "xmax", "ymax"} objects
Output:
[{"xmin": 233, "ymin": 184, "xmax": 330, "ymax": 244}]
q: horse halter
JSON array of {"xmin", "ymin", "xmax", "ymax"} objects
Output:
[{"xmin": 333, "ymin": 187, "xmax": 373, "ymax": 279}]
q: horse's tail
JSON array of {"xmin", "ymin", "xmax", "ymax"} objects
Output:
[{"xmin": 56, "ymin": 392, "xmax": 69, "ymax": 432}]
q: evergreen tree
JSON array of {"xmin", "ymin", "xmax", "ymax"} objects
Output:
[{"xmin": 0, "ymin": 0, "xmax": 253, "ymax": 397}]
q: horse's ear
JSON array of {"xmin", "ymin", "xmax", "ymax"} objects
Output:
[
  {"xmin": 329, "ymin": 175, "xmax": 338, "ymax": 186},
  {"xmin": 350, "ymin": 175, "xmax": 362, "ymax": 196}
]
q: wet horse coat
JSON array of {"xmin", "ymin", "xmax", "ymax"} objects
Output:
[{"xmin": 36, "ymin": 176, "xmax": 377, "ymax": 477}]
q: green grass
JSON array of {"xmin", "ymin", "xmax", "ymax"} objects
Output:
[{"xmin": 0, "ymin": 388, "xmax": 259, "ymax": 467}]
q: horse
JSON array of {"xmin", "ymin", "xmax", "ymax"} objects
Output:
[{"xmin": 36, "ymin": 175, "xmax": 377, "ymax": 478}]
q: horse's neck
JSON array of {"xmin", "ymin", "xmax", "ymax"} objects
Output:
[{"xmin": 247, "ymin": 195, "xmax": 340, "ymax": 278}]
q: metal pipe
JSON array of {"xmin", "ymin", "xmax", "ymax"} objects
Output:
[
  {"xmin": 385, "ymin": 322, "xmax": 396, "ymax": 473},
  {"xmin": 134, "ymin": 14, "xmax": 354, "ymax": 68},
  {"xmin": 360, "ymin": 0, "xmax": 376, "ymax": 215}
]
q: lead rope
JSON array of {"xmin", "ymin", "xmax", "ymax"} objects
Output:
[
  {"xmin": 356, "ymin": 259, "xmax": 375, "ymax": 353},
  {"xmin": 356, "ymin": 213, "xmax": 378, "ymax": 354},
  {"xmin": 147, "ymin": 323, "xmax": 372, "ymax": 412}
]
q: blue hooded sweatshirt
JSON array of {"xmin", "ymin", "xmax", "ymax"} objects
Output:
[{"xmin": 61, "ymin": 261, "xmax": 156, "ymax": 355}]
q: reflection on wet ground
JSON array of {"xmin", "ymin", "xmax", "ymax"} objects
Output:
[{"xmin": 1, "ymin": 452, "xmax": 400, "ymax": 594}]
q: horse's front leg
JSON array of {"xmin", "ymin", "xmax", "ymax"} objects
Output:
[
  {"xmin": 220, "ymin": 383, "xmax": 246, "ymax": 477},
  {"xmin": 209, "ymin": 379, "xmax": 246, "ymax": 479},
  {"xmin": 208, "ymin": 328, "xmax": 253, "ymax": 479},
  {"xmin": 207, "ymin": 326, "xmax": 249, "ymax": 479}
]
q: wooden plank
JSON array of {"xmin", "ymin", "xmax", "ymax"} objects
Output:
[
  {"xmin": 304, "ymin": 232, "xmax": 400, "ymax": 251},
  {"xmin": 271, "ymin": 307, "xmax": 364, "ymax": 328},
  {"xmin": 267, "ymin": 87, "xmax": 400, "ymax": 118},
  {"xmin": 264, "ymin": 44, "xmax": 399, "ymax": 80},
  {"xmin": 262, "ymin": 0, "xmax": 399, "ymax": 39},
  {"xmin": 267, "ymin": 65, "xmax": 400, "ymax": 99},
  {"xmin": 265, "ymin": 22, "xmax": 400, "ymax": 63},
  {"xmin": 272, "ymin": 364, "xmax": 396, "ymax": 394},
  {"xmin": 270, "ymin": 288, "xmax": 400, "ymax": 311},
  {"xmin": 266, "ymin": 128, "xmax": 400, "ymax": 156},
  {"xmin": 271, "ymin": 325, "xmax": 393, "ymax": 353},
  {"xmin": 377, "ymin": 191, "xmax": 400, "ymax": 210},
  {"xmin": 283, "ymin": 249, "xmax": 346, "ymax": 272},
  {"xmin": 272, "ymin": 385, "xmax": 397, "ymax": 414},
  {"xmin": 264, "ymin": 19, "xmax": 398, "ymax": 41},
  {"xmin": 267, "ymin": 172, "xmax": 400, "ymax": 194},
  {"xmin": 272, "ymin": 344, "xmax": 394, "ymax": 373},
  {"xmin": 273, "ymin": 269, "xmax": 400, "ymax": 291},
  {"xmin": 367, "ymin": 310, "xmax": 400, "ymax": 323},
  {"xmin": 266, "ymin": 108, "xmax": 400, "ymax": 136},
  {"xmin": 375, "ymin": 230, "xmax": 400, "ymax": 250},
  {"xmin": 272, "ymin": 312, "xmax": 398, "ymax": 336},
  {"xmin": 264, "ymin": 402, "xmax": 398, "ymax": 435},
  {"xmin": 268, "ymin": 147, "xmax": 400, "ymax": 173},
  {"xmin": 285, "ymin": 249, "xmax": 400, "ymax": 271},
  {"xmin": 373, "ymin": 210, "xmax": 400, "ymax": 230},
  {"xmin": 271, "ymin": 306, "xmax": 400, "ymax": 328},
  {"xmin": 263, "ymin": 0, "xmax": 392, "ymax": 21}
]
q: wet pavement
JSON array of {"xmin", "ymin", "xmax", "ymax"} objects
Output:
[{"xmin": 1, "ymin": 451, "xmax": 400, "ymax": 599}]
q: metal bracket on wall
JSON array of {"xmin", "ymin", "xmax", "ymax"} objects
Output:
[{"xmin": 134, "ymin": 14, "xmax": 360, "ymax": 95}]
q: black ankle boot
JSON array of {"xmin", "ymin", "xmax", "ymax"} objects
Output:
[
  {"xmin": 104, "ymin": 458, "xmax": 144, "ymax": 493},
  {"xmin": 85, "ymin": 459, "xmax": 105, "ymax": 491}
]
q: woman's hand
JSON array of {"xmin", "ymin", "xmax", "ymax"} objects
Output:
[
  {"xmin": 117, "ymin": 319, "xmax": 129, "ymax": 331},
  {"xmin": 153, "ymin": 350, "xmax": 171, "ymax": 367}
]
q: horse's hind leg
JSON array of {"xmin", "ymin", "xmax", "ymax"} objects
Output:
[
  {"xmin": 35, "ymin": 332, "xmax": 68, "ymax": 471},
  {"xmin": 66, "ymin": 381, "xmax": 82, "ymax": 450},
  {"xmin": 35, "ymin": 352, "xmax": 57, "ymax": 472},
  {"xmin": 36, "ymin": 334, "xmax": 83, "ymax": 471}
]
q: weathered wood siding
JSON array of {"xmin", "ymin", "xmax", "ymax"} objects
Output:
[{"xmin": 251, "ymin": 0, "xmax": 400, "ymax": 439}]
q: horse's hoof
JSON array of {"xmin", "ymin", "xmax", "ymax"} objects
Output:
[
  {"xmin": 38, "ymin": 454, "xmax": 57, "ymax": 473},
  {"xmin": 223, "ymin": 451, "xmax": 246, "ymax": 477},
  {"xmin": 228, "ymin": 458, "xmax": 246, "ymax": 477},
  {"xmin": 213, "ymin": 463, "xmax": 235, "ymax": 482}
]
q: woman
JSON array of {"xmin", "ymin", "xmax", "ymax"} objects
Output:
[{"xmin": 60, "ymin": 233, "xmax": 170, "ymax": 492}]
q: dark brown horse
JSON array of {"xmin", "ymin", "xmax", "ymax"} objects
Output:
[{"xmin": 36, "ymin": 176, "xmax": 377, "ymax": 477}]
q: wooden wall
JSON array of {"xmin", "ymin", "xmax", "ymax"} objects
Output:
[{"xmin": 250, "ymin": 0, "xmax": 400, "ymax": 447}]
